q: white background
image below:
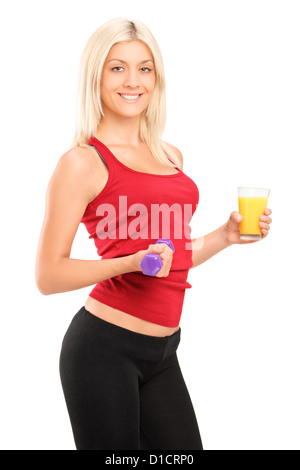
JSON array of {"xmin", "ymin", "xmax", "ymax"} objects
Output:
[{"xmin": 0, "ymin": 0, "xmax": 299, "ymax": 450}]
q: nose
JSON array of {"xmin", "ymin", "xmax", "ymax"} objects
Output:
[{"xmin": 123, "ymin": 67, "xmax": 141, "ymax": 89}]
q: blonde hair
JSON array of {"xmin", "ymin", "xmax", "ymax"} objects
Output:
[{"xmin": 71, "ymin": 17, "xmax": 181, "ymax": 169}]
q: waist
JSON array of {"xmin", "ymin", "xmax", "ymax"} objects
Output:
[
  {"xmin": 85, "ymin": 296, "xmax": 180, "ymax": 337},
  {"xmin": 87, "ymin": 270, "xmax": 190, "ymax": 327}
]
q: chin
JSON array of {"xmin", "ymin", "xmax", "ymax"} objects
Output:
[{"xmin": 116, "ymin": 109, "xmax": 145, "ymax": 118}]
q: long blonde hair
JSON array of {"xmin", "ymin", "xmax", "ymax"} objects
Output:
[{"xmin": 71, "ymin": 17, "xmax": 181, "ymax": 169}]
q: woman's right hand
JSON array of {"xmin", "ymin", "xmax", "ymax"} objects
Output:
[{"xmin": 131, "ymin": 243, "xmax": 174, "ymax": 278}]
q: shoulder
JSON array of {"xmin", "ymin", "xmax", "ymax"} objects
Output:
[
  {"xmin": 162, "ymin": 141, "xmax": 184, "ymax": 170},
  {"xmin": 57, "ymin": 145, "xmax": 97, "ymax": 174},
  {"xmin": 48, "ymin": 145, "xmax": 101, "ymax": 203},
  {"xmin": 53, "ymin": 144, "xmax": 105, "ymax": 186}
]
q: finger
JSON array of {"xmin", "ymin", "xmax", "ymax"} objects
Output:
[
  {"xmin": 156, "ymin": 265, "xmax": 171, "ymax": 277},
  {"xmin": 160, "ymin": 250, "xmax": 173, "ymax": 268},
  {"xmin": 259, "ymin": 221, "xmax": 270, "ymax": 231},
  {"xmin": 160, "ymin": 250, "xmax": 173, "ymax": 260},
  {"xmin": 234, "ymin": 211, "xmax": 243, "ymax": 222},
  {"xmin": 149, "ymin": 244, "xmax": 164, "ymax": 253},
  {"xmin": 265, "ymin": 208, "xmax": 272, "ymax": 215},
  {"xmin": 260, "ymin": 215, "xmax": 272, "ymax": 224},
  {"xmin": 160, "ymin": 252, "xmax": 173, "ymax": 265},
  {"xmin": 160, "ymin": 243, "xmax": 174, "ymax": 255}
]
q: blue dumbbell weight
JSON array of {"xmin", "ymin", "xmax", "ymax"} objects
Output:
[{"xmin": 140, "ymin": 239, "xmax": 175, "ymax": 276}]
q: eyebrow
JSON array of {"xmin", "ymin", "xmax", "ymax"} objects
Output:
[{"xmin": 107, "ymin": 59, "xmax": 154, "ymax": 65}]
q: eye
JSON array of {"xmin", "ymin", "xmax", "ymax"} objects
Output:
[
  {"xmin": 111, "ymin": 66, "xmax": 153, "ymax": 73},
  {"xmin": 111, "ymin": 66, "xmax": 124, "ymax": 72}
]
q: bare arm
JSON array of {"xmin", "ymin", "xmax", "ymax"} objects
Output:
[
  {"xmin": 34, "ymin": 148, "xmax": 137, "ymax": 295},
  {"xmin": 190, "ymin": 224, "xmax": 231, "ymax": 269},
  {"xmin": 190, "ymin": 210, "xmax": 272, "ymax": 269}
]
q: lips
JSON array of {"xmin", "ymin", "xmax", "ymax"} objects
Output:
[
  {"xmin": 118, "ymin": 93, "xmax": 143, "ymax": 96},
  {"xmin": 118, "ymin": 93, "xmax": 143, "ymax": 97},
  {"xmin": 118, "ymin": 93, "xmax": 143, "ymax": 103}
]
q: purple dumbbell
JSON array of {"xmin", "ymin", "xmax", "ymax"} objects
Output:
[{"xmin": 140, "ymin": 239, "xmax": 175, "ymax": 276}]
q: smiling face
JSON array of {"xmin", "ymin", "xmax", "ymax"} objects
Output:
[{"xmin": 100, "ymin": 40, "xmax": 156, "ymax": 119}]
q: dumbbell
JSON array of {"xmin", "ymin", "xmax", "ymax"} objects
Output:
[{"xmin": 140, "ymin": 239, "xmax": 175, "ymax": 276}]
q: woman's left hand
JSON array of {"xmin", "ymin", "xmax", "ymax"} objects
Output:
[{"xmin": 224, "ymin": 208, "xmax": 272, "ymax": 245}]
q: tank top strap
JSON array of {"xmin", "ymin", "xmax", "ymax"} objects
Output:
[
  {"xmin": 88, "ymin": 135, "xmax": 179, "ymax": 172},
  {"xmin": 166, "ymin": 156, "xmax": 179, "ymax": 169},
  {"xmin": 87, "ymin": 136, "xmax": 112, "ymax": 169}
]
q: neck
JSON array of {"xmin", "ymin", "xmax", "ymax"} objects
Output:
[{"xmin": 96, "ymin": 111, "xmax": 143, "ymax": 148}]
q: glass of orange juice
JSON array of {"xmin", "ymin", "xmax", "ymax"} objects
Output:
[{"xmin": 238, "ymin": 187, "xmax": 270, "ymax": 240}]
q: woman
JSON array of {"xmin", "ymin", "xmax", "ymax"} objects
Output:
[{"xmin": 35, "ymin": 18, "xmax": 272, "ymax": 450}]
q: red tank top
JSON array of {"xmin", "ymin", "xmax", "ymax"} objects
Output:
[{"xmin": 80, "ymin": 136, "xmax": 199, "ymax": 327}]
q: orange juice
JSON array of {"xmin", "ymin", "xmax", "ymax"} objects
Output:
[{"xmin": 238, "ymin": 197, "xmax": 268, "ymax": 236}]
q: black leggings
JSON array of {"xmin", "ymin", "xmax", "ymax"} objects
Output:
[{"xmin": 59, "ymin": 306, "xmax": 203, "ymax": 450}]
